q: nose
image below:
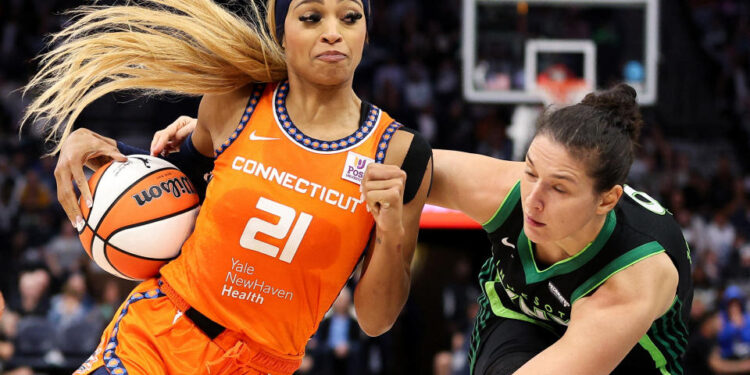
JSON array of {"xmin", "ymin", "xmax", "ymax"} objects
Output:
[
  {"xmin": 320, "ymin": 19, "xmax": 343, "ymax": 44},
  {"xmin": 524, "ymin": 183, "xmax": 544, "ymax": 213}
]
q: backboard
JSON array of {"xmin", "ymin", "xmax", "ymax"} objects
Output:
[{"xmin": 462, "ymin": 0, "xmax": 658, "ymax": 105}]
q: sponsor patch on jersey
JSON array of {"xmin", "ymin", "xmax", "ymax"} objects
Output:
[{"xmin": 342, "ymin": 152, "xmax": 374, "ymax": 185}]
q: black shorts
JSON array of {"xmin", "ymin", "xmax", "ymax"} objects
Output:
[
  {"xmin": 473, "ymin": 317, "xmax": 558, "ymax": 375},
  {"xmin": 473, "ymin": 317, "xmax": 671, "ymax": 375}
]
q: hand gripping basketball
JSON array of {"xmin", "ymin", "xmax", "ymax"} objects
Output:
[
  {"xmin": 78, "ymin": 155, "xmax": 199, "ymax": 280},
  {"xmin": 54, "ymin": 128, "xmax": 127, "ymax": 231}
]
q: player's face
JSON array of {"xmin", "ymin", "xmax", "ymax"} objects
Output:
[
  {"xmin": 520, "ymin": 134, "xmax": 601, "ymax": 245},
  {"xmin": 283, "ymin": 0, "xmax": 366, "ymax": 86}
]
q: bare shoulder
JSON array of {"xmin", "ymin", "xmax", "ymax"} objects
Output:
[
  {"xmin": 429, "ymin": 149, "xmax": 524, "ymax": 224},
  {"xmin": 382, "ymin": 128, "xmax": 417, "ymax": 167},
  {"xmin": 199, "ymin": 85, "xmax": 258, "ymax": 146}
]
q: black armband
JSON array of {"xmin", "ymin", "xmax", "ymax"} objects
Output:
[
  {"xmin": 117, "ymin": 133, "xmax": 214, "ymax": 202},
  {"xmin": 398, "ymin": 127, "xmax": 433, "ymax": 204}
]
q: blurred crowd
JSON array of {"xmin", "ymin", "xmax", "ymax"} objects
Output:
[{"xmin": 1, "ymin": 0, "xmax": 750, "ymax": 374}]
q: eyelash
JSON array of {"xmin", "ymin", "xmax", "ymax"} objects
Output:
[
  {"xmin": 298, "ymin": 11, "xmax": 363, "ymax": 24},
  {"xmin": 343, "ymin": 12, "xmax": 363, "ymax": 24},
  {"xmin": 299, "ymin": 13, "xmax": 322, "ymax": 23},
  {"xmin": 526, "ymin": 171, "xmax": 566, "ymax": 193}
]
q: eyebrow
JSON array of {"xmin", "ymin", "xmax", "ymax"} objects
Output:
[
  {"xmin": 525, "ymin": 154, "xmax": 577, "ymax": 183},
  {"xmin": 294, "ymin": 0, "xmax": 363, "ymax": 9}
]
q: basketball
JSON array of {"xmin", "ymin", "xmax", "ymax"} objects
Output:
[{"xmin": 78, "ymin": 155, "xmax": 200, "ymax": 280}]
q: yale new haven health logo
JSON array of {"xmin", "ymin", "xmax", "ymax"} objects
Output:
[{"xmin": 342, "ymin": 151, "xmax": 374, "ymax": 185}]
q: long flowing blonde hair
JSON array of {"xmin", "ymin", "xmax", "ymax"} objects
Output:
[{"xmin": 23, "ymin": 0, "xmax": 287, "ymax": 154}]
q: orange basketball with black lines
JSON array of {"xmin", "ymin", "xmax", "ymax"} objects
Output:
[{"xmin": 78, "ymin": 155, "xmax": 200, "ymax": 280}]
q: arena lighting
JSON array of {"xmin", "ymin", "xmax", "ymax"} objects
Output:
[{"xmin": 420, "ymin": 204, "xmax": 482, "ymax": 229}]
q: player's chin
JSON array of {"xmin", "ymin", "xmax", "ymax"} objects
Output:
[
  {"xmin": 308, "ymin": 66, "xmax": 354, "ymax": 86},
  {"xmin": 522, "ymin": 224, "xmax": 548, "ymax": 243}
]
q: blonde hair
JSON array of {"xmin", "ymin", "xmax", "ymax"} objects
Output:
[{"xmin": 23, "ymin": 0, "xmax": 287, "ymax": 154}]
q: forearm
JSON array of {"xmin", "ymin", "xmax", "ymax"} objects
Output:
[
  {"xmin": 709, "ymin": 350, "xmax": 750, "ymax": 373},
  {"xmin": 116, "ymin": 134, "xmax": 214, "ymax": 202},
  {"xmin": 354, "ymin": 227, "xmax": 410, "ymax": 336}
]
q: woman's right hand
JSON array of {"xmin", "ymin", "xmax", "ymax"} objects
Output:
[
  {"xmin": 150, "ymin": 116, "xmax": 197, "ymax": 157},
  {"xmin": 54, "ymin": 128, "xmax": 127, "ymax": 230}
]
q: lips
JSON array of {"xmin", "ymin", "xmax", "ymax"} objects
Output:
[
  {"xmin": 525, "ymin": 215, "xmax": 545, "ymax": 227},
  {"xmin": 316, "ymin": 51, "xmax": 346, "ymax": 62}
]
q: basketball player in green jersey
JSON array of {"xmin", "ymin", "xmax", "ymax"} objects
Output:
[{"xmin": 430, "ymin": 84, "xmax": 692, "ymax": 375}]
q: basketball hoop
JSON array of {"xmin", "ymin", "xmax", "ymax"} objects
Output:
[{"xmin": 536, "ymin": 63, "xmax": 590, "ymax": 107}]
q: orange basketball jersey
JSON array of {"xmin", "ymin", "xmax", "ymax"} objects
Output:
[{"xmin": 160, "ymin": 81, "xmax": 401, "ymax": 360}]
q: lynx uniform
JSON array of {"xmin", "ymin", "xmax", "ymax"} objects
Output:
[{"xmin": 470, "ymin": 181, "xmax": 693, "ymax": 375}]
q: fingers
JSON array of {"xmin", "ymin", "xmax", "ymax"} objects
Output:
[
  {"xmin": 151, "ymin": 116, "xmax": 196, "ymax": 156},
  {"xmin": 363, "ymin": 164, "xmax": 406, "ymax": 183},
  {"xmin": 109, "ymin": 149, "xmax": 128, "ymax": 162},
  {"xmin": 73, "ymin": 165, "xmax": 93, "ymax": 210},
  {"xmin": 361, "ymin": 164, "xmax": 406, "ymax": 214},
  {"xmin": 176, "ymin": 119, "xmax": 195, "ymax": 139},
  {"xmin": 85, "ymin": 149, "xmax": 127, "ymax": 170},
  {"xmin": 54, "ymin": 164, "xmax": 84, "ymax": 231},
  {"xmin": 365, "ymin": 187, "xmax": 402, "ymax": 214},
  {"xmin": 151, "ymin": 130, "xmax": 167, "ymax": 156}
]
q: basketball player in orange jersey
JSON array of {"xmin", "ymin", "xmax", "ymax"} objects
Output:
[{"xmin": 24, "ymin": 0, "xmax": 432, "ymax": 374}]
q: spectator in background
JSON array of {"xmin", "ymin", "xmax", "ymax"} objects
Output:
[
  {"xmin": 96, "ymin": 279, "xmax": 122, "ymax": 321},
  {"xmin": 718, "ymin": 286, "xmax": 750, "ymax": 360},
  {"xmin": 725, "ymin": 234, "xmax": 750, "ymax": 279},
  {"xmin": 404, "ymin": 60, "xmax": 433, "ymax": 112},
  {"xmin": 433, "ymin": 351, "xmax": 452, "ymax": 375},
  {"xmin": 0, "ymin": 174, "xmax": 18, "ymax": 237},
  {"xmin": 14, "ymin": 170, "xmax": 52, "ymax": 213},
  {"xmin": 707, "ymin": 210, "xmax": 737, "ymax": 267},
  {"xmin": 44, "ymin": 221, "xmax": 86, "ymax": 280},
  {"xmin": 441, "ymin": 258, "xmax": 478, "ymax": 334},
  {"xmin": 433, "ymin": 301, "xmax": 478, "ymax": 375},
  {"xmin": 315, "ymin": 287, "xmax": 362, "ymax": 375},
  {"xmin": 6, "ymin": 269, "xmax": 50, "ymax": 318},
  {"xmin": 474, "ymin": 110, "xmax": 513, "ymax": 161},
  {"xmin": 710, "ymin": 155, "xmax": 737, "ymax": 210},
  {"xmin": 47, "ymin": 273, "xmax": 94, "ymax": 329},
  {"xmin": 685, "ymin": 309, "xmax": 750, "ymax": 375}
]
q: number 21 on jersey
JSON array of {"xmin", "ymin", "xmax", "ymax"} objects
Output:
[{"xmin": 239, "ymin": 197, "xmax": 312, "ymax": 263}]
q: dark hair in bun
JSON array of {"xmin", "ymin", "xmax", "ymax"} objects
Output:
[{"xmin": 535, "ymin": 83, "xmax": 643, "ymax": 192}]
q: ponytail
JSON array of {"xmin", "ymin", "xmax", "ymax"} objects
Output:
[{"xmin": 23, "ymin": 0, "xmax": 287, "ymax": 154}]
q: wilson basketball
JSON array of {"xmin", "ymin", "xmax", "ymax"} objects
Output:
[{"xmin": 78, "ymin": 155, "xmax": 200, "ymax": 280}]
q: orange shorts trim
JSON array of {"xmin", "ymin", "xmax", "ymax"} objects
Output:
[{"xmin": 74, "ymin": 279, "xmax": 300, "ymax": 375}]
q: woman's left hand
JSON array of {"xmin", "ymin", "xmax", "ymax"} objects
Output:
[{"xmin": 361, "ymin": 163, "xmax": 406, "ymax": 235}]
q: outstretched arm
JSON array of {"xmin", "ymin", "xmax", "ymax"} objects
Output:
[{"xmin": 429, "ymin": 150, "xmax": 524, "ymax": 224}]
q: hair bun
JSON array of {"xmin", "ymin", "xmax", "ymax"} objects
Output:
[{"xmin": 580, "ymin": 83, "xmax": 643, "ymax": 142}]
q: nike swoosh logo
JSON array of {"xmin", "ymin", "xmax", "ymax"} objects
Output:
[
  {"xmin": 501, "ymin": 237, "xmax": 516, "ymax": 249},
  {"xmin": 249, "ymin": 130, "xmax": 279, "ymax": 141}
]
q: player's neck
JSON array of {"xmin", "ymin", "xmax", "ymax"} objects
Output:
[
  {"xmin": 284, "ymin": 75, "xmax": 362, "ymax": 140},
  {"xmin": 537, "ymin": 213, "xmax": 607, "ymax": 264}
]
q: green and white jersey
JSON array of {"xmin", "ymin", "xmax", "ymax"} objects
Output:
[{"xmin": 470, "ymin": 181, "xmax": 693, "ymax": 375}]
